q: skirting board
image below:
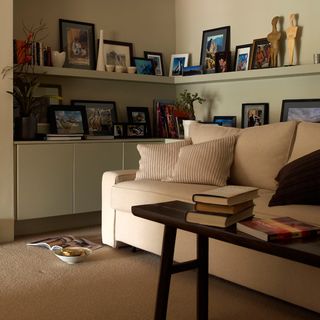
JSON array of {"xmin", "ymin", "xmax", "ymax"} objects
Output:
[{"xmin": 15, "ymin": 211, "xmax": 101, "ymax": 236}]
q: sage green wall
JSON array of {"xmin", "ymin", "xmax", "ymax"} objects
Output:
[
  {"xmin": 0, "ymin": 0, "xmax": 14, "ymax": 242},
  {"xmin": 175, "ymin": 0, "xmax": 320, "ymax": 124}
]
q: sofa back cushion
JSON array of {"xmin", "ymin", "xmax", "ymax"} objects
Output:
[
  {"xmin": 288, "ymin": 121, "xmax": 320, "ymax": 162},
  {"xmin": 189, "ymin": 122, "xmax": 240, "ymax": 144},
  {"xmin": 230, "ymin": 121, "xmax": 297, "ymax": 190},
  {"xmin": 135, "ymin": 139, "xmax": 191, "ymax": 181}
]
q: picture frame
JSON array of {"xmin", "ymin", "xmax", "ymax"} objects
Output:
[
  {"xmin": 169, "ymin": 53, "xmax": 189, "ymax": 76},
  {"xmin": 133, "ymin": 57, "xmax": 155, "ymax": 75},
  {"xmin": 59, "ymin": 19, "xmax": 96, "ymax": 70},
  {"xmin": 48, "ymin": 105, "xmax": 89, "ymax": 134},
  {"xmin": 102, "ymin": 39, "xmax": 133, "ymax": 68},
  {"xmin": 241, "ymin": 103, "xmax": 269, "ymax": 128},
  {"xmin": 215, "ymin": 51, "xmax": 231, "ymax": 73},
  {"xmin": 127, "ymin": 106, "xmax": 151, "ymax": 137},
  {"xmin": 71, "ymin": 100, "xmax": 117, "ymax": 136},
  {"xmin": 280, "ymin": 99, "xmax": 320, "ymax": 122},
  {"xmin": 144, "ymin": 51, "xmax": 164, "ymax": 76},
  {"xmin": 113, "ymin": 123, "xmax": 126, "ymax": 138},
  {"xmin": 213, "ymin": 116, "xmax": 237, "ymax": 127},
  {"xmin": 250, "ymin": 38, "xmax": 271, "ymax": 70},
  {"xmin": 234, "ymin": 44, "xmax": 252, "ymax": 71},
  {"xmin": 126, "ymin": 123, "xmax": 147, "ymax": 138},
  {"xmin": 200, "ymin": 26, "xmax": 231, "ymax": 74}
]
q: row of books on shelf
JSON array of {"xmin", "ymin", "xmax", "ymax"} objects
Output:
[
  {"xmin": 14, "ymin": 39, "xmax": 53, "ymax": 67},
  {"xmin": 186, "ymin": 185, "xmax": 320, "ymax": 242}
]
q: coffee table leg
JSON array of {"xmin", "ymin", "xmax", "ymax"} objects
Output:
[
  {"xmin": 155, "ymin": 225, "xmax": 177, "ymax": 320},
  {"xmin": 197, "ymin": 234, "xmax": 208, "ymax": 320}
]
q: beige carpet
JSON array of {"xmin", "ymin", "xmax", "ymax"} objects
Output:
[{"xmin": 0, "ymin": 226, "xmax": 319, "ymax": 320}]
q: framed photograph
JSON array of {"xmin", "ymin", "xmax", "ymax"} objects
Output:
[
  {"xmin": 71, "ymin": 100, "xmax": 117, "ymax": 136},
  {"xmin": 48, "ymin": 105, "xmax": 89, "ymax": 134},
  {"xmin": 144, "ymin": 51, "xmax": 164, "ymax": 76},
  {"xmin": 133, "ymin": 57, "xmax": 155, "ymax": 75},
  {"xmin": 59, "ymin": 19, "xmax": 96, "ymax": 70},
  {"xmin": 213, "ymin": 116, "xmax": 237, "ymax": 127},
  {"xmin": 215, "ymin": 51, "xmax": 231, "ymax": 73},
  {"xmin": 234, "ymin": 44, "xmax": 252, "ymax": 71},
  {"xmin": 127, "ymin": 123, "xmax": 147, "ymax": 138},
  {"xmin": 280, "ymin": 99, "xmax": 320, "ymax": 122},
  {"xmin": 200, "ymin": 26, "xmax": 231, "ymax": 74},
  {"xmin": 127, "ymin": 106, "xmax": 151, "ymax": 137},
  {"xmin": 241, "ymin": 103, "xmax": 269, "ymax": 128},
  {"xmin": 114, "ymin": 123, "xmax": 126, "ymax": 138},
  {"xmin": 102, "ymin": 40, "xmax": 133, "ymax": 68},
  {"xmin": 250, "ymin": 38, "xmax": 271, "ymax": 70},
  {"xmin": 169, "ymin": 53, "xmax": 189, "ymax": 76}
]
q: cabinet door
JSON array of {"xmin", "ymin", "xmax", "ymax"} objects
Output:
[
  {"xmin": 74, "ymin": 142, "xmax": 123, "ymax": 213},
  {"xmin": 16, "ymin": 144, "xmax": 74, "ymax": 220}
]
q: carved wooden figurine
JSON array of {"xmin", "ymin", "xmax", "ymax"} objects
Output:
[
  {"xmin": 267, "ymin": 16, "xmax": 281, "ymax": 67},
  {"xmin": 286, "ymin": 14, "xmax": 298, "ymax": 65}
]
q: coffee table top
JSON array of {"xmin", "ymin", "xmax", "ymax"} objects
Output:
[{"xmin": 132, "ymin": 201, "xmax": 320, "ymax": 268}]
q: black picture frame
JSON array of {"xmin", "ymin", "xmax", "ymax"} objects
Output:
[
  {"xmin": 234, "ymin": 44, "xmax": 252, "ymax": 71},
  {"xmin": 133, "ymin": 57, "xmax": 155, "ymax": 75},
  {"xmin": 200, "ymin": 26, "xmax": 231, "ymax": 74},
  {"xmin": 102, "ymin": 39, "xmax": 133, "ymax": 68},
  {"xmin": 59, "ymin": 19, "xmax": 96, "ymax": 70},
  {"xmin": 71, "ymin": 100, "xmax": 117, "ymax": 136},
  {"xmin": 250, "ymin": 38, "xmax": 271, "ymax": 70},
  {"xmin": 48, "ymin": 105, "xmax": 89, "ymax": 134},
  {"xmin": 215, "ymin": 51, "xmax": 231, "ymax": 73},
  {"xmin": 126, "ymin": 123, "xmax": 147, "ymax": 138},
  {"xmin": 213, "ymin": 116, "xmax": 237, "ymax": 127},
  {"xmin": 113, "ymin": 123, "xmax": 126, "ymax": 138},
  {"xmin": 280, "ymin": 99, "xmax": 320, "ymax": 122},
  {"xmin": 127, "ymin": 106, "xmax": 151, "ymax": 137},
  {"xmin": 241, "ymin": 103, "xmax": 269, "ymax": 128},
  {"xmin": 144, "ymin": 51, "xmax": 164, "ymax": 76}
]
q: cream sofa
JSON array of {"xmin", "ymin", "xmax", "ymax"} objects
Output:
[{"xmin": 102, "ymin": 121, "xmax": 320, "ymax": 313}]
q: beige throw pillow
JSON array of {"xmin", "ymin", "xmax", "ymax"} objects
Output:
[
  {"xmin": 135, "ymin": 139, "xmax": 192, "ymax": 181},
  {"xmin": 167, "ymin": 135, "xmax": 237, "ymax": 186}
]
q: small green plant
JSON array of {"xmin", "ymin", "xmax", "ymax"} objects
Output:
[{"xmin": 176, "ymin": 89, "xmax": 206, "ymax": 120}]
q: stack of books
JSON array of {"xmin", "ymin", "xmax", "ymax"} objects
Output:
[
  {"xmin": 45, "ymin": 134, "xmax": 84, "ymax": 141},
  {"xmin": 186, "ymin": 185, "xmax": 259, "ymax": 228}
]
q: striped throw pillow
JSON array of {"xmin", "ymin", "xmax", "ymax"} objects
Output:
[
  {"xmin": 167, "ymin": 135, "xmax": 237, "ymax": 186},
  {"xmin": 135, "ymin": 139, "xmax": 192, "ymax": 181}
]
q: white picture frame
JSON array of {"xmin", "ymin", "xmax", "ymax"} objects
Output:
[{"xmin": 169, "ymin": 53, "xmax": 189, "ymax": 76}]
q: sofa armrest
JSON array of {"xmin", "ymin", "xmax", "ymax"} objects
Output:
[{"xmin": 101, "ymin": 170, "xmax": 136, "ymax": 247}]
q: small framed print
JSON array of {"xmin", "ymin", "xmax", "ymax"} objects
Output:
[
  {"xmin": 215, "ymin": 51, "xmax": 231, "ymax": 73},
  {"xmin": 200, "ymin": 26, "xmax": 231, "ymax": 74},
  {"xmin": 127, "ymin": 106, "xmax": 151, "ymax": 137},
  {"xmin": 48, "ymin": 105, "xmax": 89, "ymax": 134},
  {"xmin": 114, "ymin": 123, "xmax": 126, "ymax": 138},
  {"xmin": 241, "ymin": 103, "xmax": 269, "ymax": 128},
  {"xmin": 59, "ymin": 19, "xmax": 96, "ymax": 70},
  {"xmin": 213, "ymin": 116, "xmax": 237, "ymax": 127},
  {"xmin": 169, "ymin": 53, "xmax": 189, "ymax": 76},
  {"xmin": 133, "ymin": 57, "xmax": 155, "ymax": 75},
  {"xmin": 234, "ymin": 44, "xmax": 252, "ymax": 71},
  {"xmin": 71, "ymin": 100, "xmax": 117, "ymax": 136},
  {"xmin": 280, "ymin": 99, "xmax": 320, "ymax": 122},
  {"xmin": 250, "ymin": 38, "xmax": 271, "ymax": 69},
  {"xmin": 144, "ymin": 51, "xmax": 164, "ymax": 76},
  {"xmin": 102, "ymin": 39, "xmax": 133, "ymax": 67},
  {"xmin": 126, "ymin": 123, "xmax": 146, "ymax": 138}
]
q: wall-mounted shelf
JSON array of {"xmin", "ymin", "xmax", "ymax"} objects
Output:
[{"xmin": 33, "ymin": 64, "xmax": 320, "ymax": 86}]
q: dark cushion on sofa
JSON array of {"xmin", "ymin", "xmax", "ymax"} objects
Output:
[{"xmin": 269, "ymin": 149, "xmax": 320, "ymax": 206}]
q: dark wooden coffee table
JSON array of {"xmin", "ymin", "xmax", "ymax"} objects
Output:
[{"xmin": 131, "ymin": 200, "xmax": 320, "ymax": 320}]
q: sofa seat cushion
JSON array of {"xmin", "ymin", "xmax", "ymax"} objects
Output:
[
  {"xmin": 111, "ymin": 180, "xmax": 217, "ymax": 212},
  {"xmin": 254, "ymin": 189, "xmax": 320, "ymax": 225},
  {"xmin": 230, "ymin": 121, "xmax": 297, "ymax": 191}
]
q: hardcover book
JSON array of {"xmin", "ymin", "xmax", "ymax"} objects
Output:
[
  {"xmin": 195, "ymin": 200, "xmax": 254, "ymax": 215},
  {"xmin": 193, "ymin": 185, "xmax": 258, "ymax": 206},
  {"xmin": 186, "ymin": 206, "xmax": 254, "ymax": 228},
  {"xmin": 237, "ymin": 216, "xmax": 320, "ymax": 241}
]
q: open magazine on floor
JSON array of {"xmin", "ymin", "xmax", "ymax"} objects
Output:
[{"xmin": 27, "ymin": 235, "xmax": 102, "ymax": 251}]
